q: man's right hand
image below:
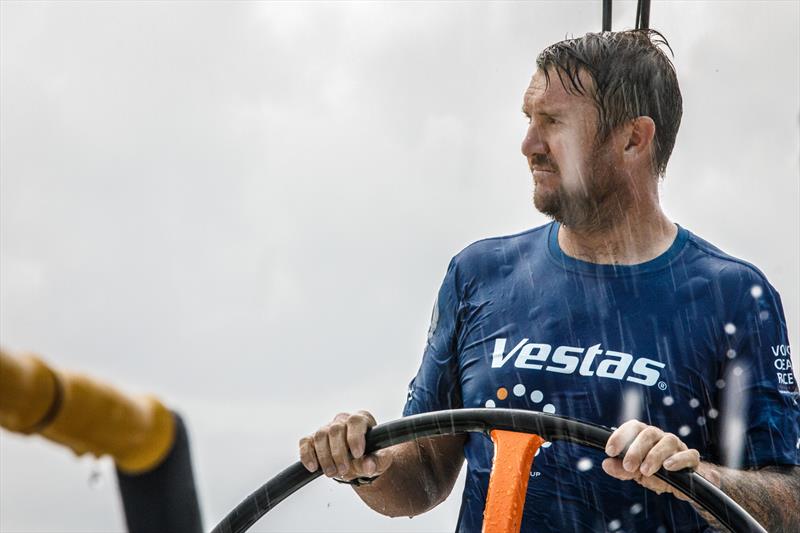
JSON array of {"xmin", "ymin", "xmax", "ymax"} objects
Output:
[{"xmin": 299, "ymin": 410, "xmax": 393, "ymax": 482}]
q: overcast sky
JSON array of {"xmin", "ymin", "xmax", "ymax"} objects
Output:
[{"xmin": 1, "ymin": 1, "xmax": 798, "ymax": 532}]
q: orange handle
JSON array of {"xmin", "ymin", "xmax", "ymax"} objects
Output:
[{"xmin": 482, "ymin": 430, "xmax": 545, "ymax": 533}]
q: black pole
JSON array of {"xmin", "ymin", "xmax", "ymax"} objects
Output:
[
  {"xmin": 117, "ymin": 412, "xmax": 203, "ymax": 533},
  {"xmin": 636, "ymin": 0, "xmax": 651, "ymax": 30},
  {"xmin": 602, "ymin": 0, "xmax": 612, "ymax": 31},
  {"xmin": 640, "ymin": 0, "xmax": 651, "ymax": 30}
]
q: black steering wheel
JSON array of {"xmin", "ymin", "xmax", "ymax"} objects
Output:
[{"xmin": 210, "ymin": 409, "xmax": 766, "ymax": 533}]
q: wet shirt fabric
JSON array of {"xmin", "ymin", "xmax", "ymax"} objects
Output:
[{"xmin": 403, "ymin": 222, "xmax": 799, "ymax": 533}]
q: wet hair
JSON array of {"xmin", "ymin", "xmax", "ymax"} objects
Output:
[{"xmin": 536, "ymin": 29, "xmax": 683, "ymax": 178}]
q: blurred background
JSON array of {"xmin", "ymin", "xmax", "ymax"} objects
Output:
[{"xmin": 1, "ymin": 1, "xmax": 798, "ymax": 531}]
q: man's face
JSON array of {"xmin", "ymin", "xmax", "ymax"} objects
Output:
[{"xmin": 521, "ymin": 68, "xmax": 630, "ymax": 230}]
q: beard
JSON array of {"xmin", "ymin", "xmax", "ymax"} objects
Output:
[{"xmin": 533, "ymin": 141, "xmax": 634, "ymax": 233}]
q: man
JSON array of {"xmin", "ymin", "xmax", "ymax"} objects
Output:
[{"xmin": 299, "ymin": 30, "xmax": 800, "ymax": 532}]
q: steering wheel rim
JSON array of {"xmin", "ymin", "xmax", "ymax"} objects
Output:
[{"xmin": 210, "ymin": 409, "xmax": 766, "ymax": 533}]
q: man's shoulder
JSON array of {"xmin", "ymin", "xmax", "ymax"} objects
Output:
[
  {"xmin": 450, "ymin": 223, "xmax": 551, "ymax": 268},
  {"xmin": 683, "ymin": 227, "xmax": 772, "ymax": 288}
]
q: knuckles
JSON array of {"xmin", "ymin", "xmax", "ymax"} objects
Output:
[
  {"xmin": 640, "ymin": 426, "xmax": 664, "ymax": 440},
  {"xmin": 662, "ymin": 432, "xmax": 682, "ymax": 447}
]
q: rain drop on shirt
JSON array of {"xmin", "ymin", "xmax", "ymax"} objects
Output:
[
  {"xmin": 724, "ymin": 323, "xmax": 736, "ymax": 335},
  {"xmin": 608, "ymin": 519, "xmax": 622, "ymax": 531},
  {"xmin": 689, "ymin": 398, "xmax": 700, "ymax": 408},
  {"xmin": 577, "ymin": 457, "xmax": 593, "ymax": 471},
  {"xmin": 662, "ymin": 396, "xmax": 674, "ymax": 406},
  {"xmin": 678, "ymin": 425, "xmax": 691, "ymax": 437},
  {"xmin": 751, "ymin": 285, "xmax": 763, "ymax": 298},
  {"xmin": 630, "ymin": 503, "xmax": 643, "ymax": 515},
  {"xmin": 708, "ymin": 408, "xmax": 719, "ymax": 419},
  {"xmin": 726, "ymin": 349, "xmax": 736, "ymax": 359}
]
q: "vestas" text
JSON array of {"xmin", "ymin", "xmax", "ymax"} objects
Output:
[{"xmin": 491, "ymin": 338, "xmax": 666, "ymax": 387}]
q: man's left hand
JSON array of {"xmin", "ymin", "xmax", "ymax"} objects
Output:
[{"xmin": 602, "ymin": 419, "xmax": 704, "ymax": 501}]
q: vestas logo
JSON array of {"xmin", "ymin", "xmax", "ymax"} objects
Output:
[{"xmin": 491, "ymin": 338, "xmax": 666, "ymax": 387}]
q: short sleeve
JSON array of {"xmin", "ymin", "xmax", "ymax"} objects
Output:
[
  {"xmin": 721, "ymin": 276, "xmax": 799, "ymax": 468},
  {"xmin": 402, "ymin": 258, "xmax": 463, "ymax": 417}
]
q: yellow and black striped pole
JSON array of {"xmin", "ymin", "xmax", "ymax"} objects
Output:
[{"xmin": 0, "ymin": 348, "xmax": 202, "ymax": 533}]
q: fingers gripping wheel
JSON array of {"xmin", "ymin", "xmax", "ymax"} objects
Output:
[
  {"xmin": 211, "ymin": 409, "xmax": 767, "ymax": 533},
  {"xmin": 483, "ymin": 431, "xmax": 545, "ymax": 533}
]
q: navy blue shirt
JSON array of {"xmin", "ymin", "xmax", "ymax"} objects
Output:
[{"xmin": 403, "ymin": 222, "xmax": 799, "ymax": 532}]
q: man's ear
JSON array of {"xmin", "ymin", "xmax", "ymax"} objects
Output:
[{"xmin": 624, "ymin": 116, "xmax": 656, "ymax": 156}]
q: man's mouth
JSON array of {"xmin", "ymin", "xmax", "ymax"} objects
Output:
[{"xmin": 532, "ymin": 168, "xmax": 557, "ymax": 175}]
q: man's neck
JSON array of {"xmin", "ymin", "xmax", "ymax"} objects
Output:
[{"xmin": 557, "ymin": 205, "xmax": 677, "ymax": 266}]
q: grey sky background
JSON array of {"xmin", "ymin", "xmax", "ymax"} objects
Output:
[{"xmin": 1, "ymin": 1, "xmax": 798, "ymax": 531}]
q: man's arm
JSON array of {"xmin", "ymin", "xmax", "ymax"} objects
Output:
[
  {"xmin": 603, "ymin": 420, "xmax": 800, "ymax": 532},
  {"xmin": 352, "ymin": 435, "xmax": 466, "ymax": 517},
  {"xmin": 299, "ymin": 411, "xmax": 466, "ymax": 518},
  {"xmin": 693, "ymin": 463, "xmax": 800, "ymax": 533}
]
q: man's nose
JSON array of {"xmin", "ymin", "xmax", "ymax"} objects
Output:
[{"xmin": 521, "ymin": 123, "xmax": 547, "ymax": 159}]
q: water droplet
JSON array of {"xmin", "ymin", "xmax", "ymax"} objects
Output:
[
  {"xmin": 485, "ymin": 399, "xmax": 496, "ymax": 408},
  {"xmin": 678, "ymin": 425, "xmax": 691, "ymax": 437},
  {"xmin": 724, "ymin": 323, "xmax": 736, "ymax": 335},
  {"xmin": 577, "ymin": 457, "xmax": 593, "ymax": 471},
  {"xmin": 726, "ymin": 349, "xmax": 736, "ymax": 359},
  {"xmin": 759, "ymin": 310, "xmax": 770, "ymax": 321},
  {"xmin": 530, "ymin": 390, "xmax": 543, "ymax": 403},
  {"xmin": 733, "ymin": 366, "xmax": 743, "ymax": 377},
  {"xmin": 751, "ymin": 285, "xmax": 763, "ymax": 298},
  {"xmin": 715, "ymin": 379, "xmax": 726, "ymax": 389},
  {"xmin": 630, "ymin": 503, "xmax": 643, "ymax": 515},
  {"xmin": 513, "ymin": 384, "xmax": 526, "ymax": 397},
  {"xmin": 708, "ymin": 408, "xmax": 719, "ymax": 419},
  {"xmin": 697, "ymin": 416, "xmax": 706, "ymax": 426},
  {"xmin": 608, "ymin": 519, "xmax": 622, "ymax": 531},
  {"xmin": 88, "ymin": 468, "xmax": 102, "ymax": 490},
  {"xmin": 689, "ymin": 398, "xmax": 700, "ymax": 408},
  {"xmin": 662, "ymin": 396, "xmax": 674, "ymax": 406},
  {"xmin": 543, "ymin": 403, "xmax": 556, "ymax": 414}
]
